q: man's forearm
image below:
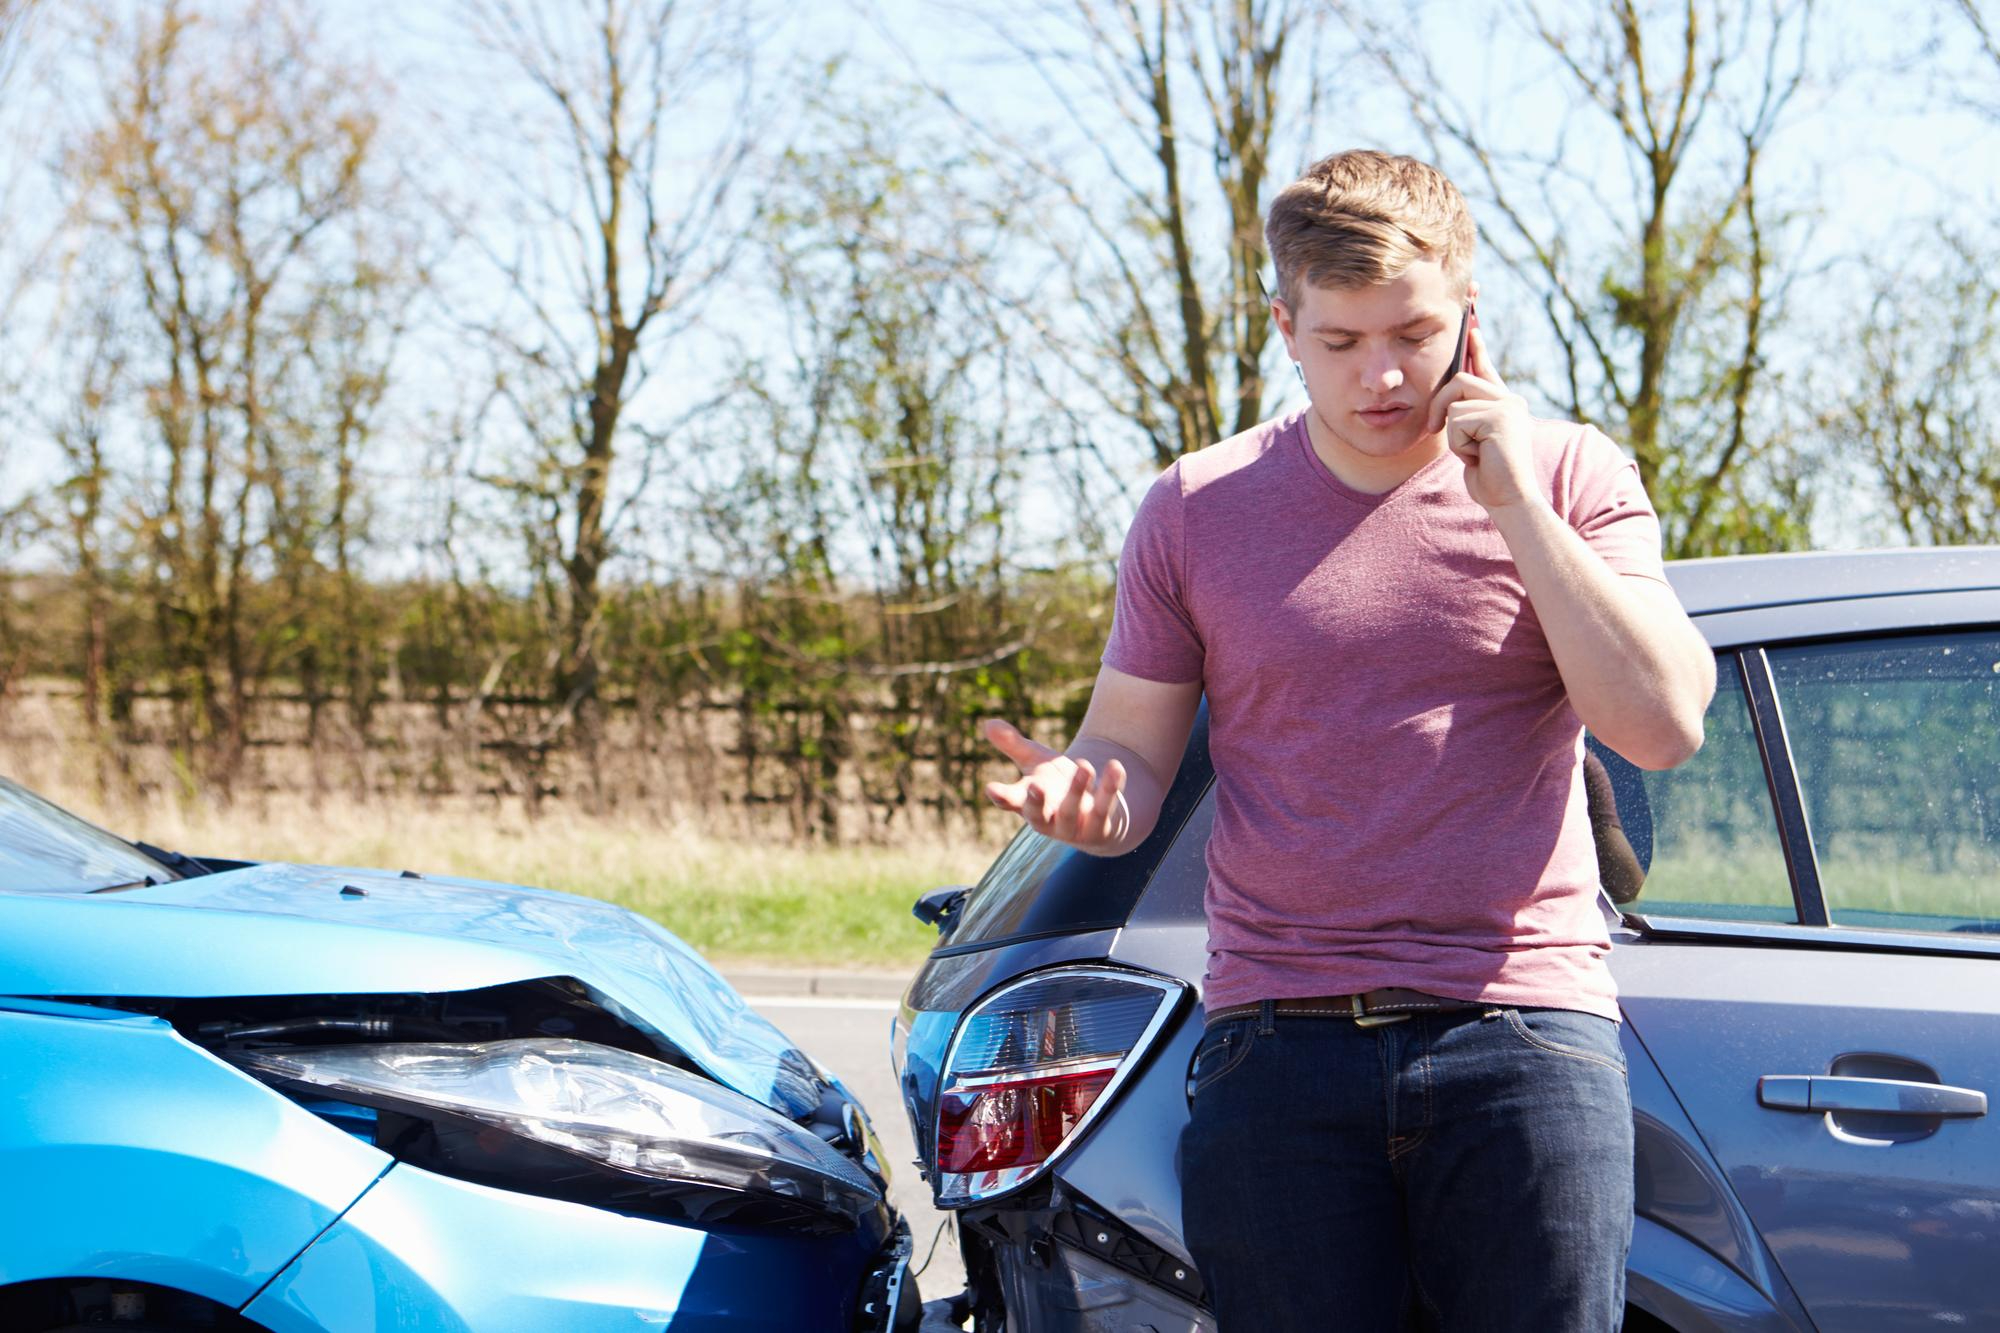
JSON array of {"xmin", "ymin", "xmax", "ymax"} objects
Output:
[
  {"xmin": 1490, "ymin": 500, "xmax": 1714, "ymax": 769},
  {"xmin": 1067, "ymin": 734, "xmax": 1170, "ymax": 856}
]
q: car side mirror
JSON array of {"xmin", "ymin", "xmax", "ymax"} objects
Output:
[{"xmin": 912, "ymin": 885, "xmax": 970, "ymax": 935}]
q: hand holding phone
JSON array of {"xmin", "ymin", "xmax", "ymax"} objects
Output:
[{"xmin": 1426, "ymin": 301, "xmax": 1538, "ymax": 512}]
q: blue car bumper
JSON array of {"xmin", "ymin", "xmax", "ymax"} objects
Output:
[{"xmin": 246, "ymin": 1163, "xmax": 897, "ymax": 1332}]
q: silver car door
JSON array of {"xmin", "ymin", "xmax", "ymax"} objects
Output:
[{"xmin": 1613, "ymin": 634, "xmax": 2000, "ymax": 1333}]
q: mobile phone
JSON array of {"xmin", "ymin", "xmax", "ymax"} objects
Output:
[{"xmin": 1442, "ymin": 299, "xmax": 1474, "ymax": 383}]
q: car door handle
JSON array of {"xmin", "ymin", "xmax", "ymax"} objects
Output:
[{"xmin": 1758, "ymin": 1075, "xmax": 1988, "ymax": 1117}]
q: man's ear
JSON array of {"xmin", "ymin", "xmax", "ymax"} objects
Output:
[{"xmin": 1271, "ymin": 297, "xmax": 1296, "ymax": 354}]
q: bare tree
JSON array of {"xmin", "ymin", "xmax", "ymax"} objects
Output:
[
  {"xmin": 45, "ymin": 303, "xmax": 125, "ymax": 747},
  {"xmin": 906, "ymin": 0, "xmax": 1325, "ymax": 472},
  {"xmin": 0, "ymin": 0, "xmax": 41, "ymax": 99},
  {"xmin": 0, "ymin": 0, "xmax": 49, "ymax": 410},
  {"xmin": 280, "ymin": 211, "xmax": 412, "ymax": 745},
  {"xmin": 1358, "ymin": 0, "xmax": 1820, "ymax": 556},
  {"xmin": 1949, "ymin": 0, "xmax": 2000, "ymax": 114},
  {"xmin": 1839, "ymin": 230, "xmax": 2000, "ymax": 545},
  {"xmin": 61, "ymin": 0, "xmax": 387, "ymax": 775},
  {"xmin": 454, "ymin": 0, "xmax": 761, "ymax": 750},
  {"xmin": 701, "ymin": 85, "xmax": 1047, "ymax": 834},
  {"xmin": 1822, "ymin": 3, "xmax": 2000, "ymax": 545}
]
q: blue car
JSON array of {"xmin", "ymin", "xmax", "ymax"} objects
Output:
[
  {"xmin": 0, "ymin": 789, "xmax": 920, "ymax": 1331},
  {"xmin": 894, "ymin": 548, "xmax": 2000, "ymax": 1332}
]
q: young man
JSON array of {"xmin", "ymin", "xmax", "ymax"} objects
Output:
[{"xmin": 980, "ymin": 150, "xmax": 1715, "ymax": 1330}]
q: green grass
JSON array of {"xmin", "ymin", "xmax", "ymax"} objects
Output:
[
  {"xmin": 1636, "ymin": 836, "xmax": 1998, "ymax": 930},
  {"xmin": 1642, "ymin": 841, "xmax": 1796, "ymax": 909},
  {"xmin": 560, "ymin": 841, "xmax": 993, "ymax": 967},
  {"xmin": 73, "ymin": 789, "xmax": 1001, "ymax": 970}
]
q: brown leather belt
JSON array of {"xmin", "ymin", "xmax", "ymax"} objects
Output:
[{"xmin": 1205, "ymin": 989, "xmax": 1484, "ymax": 1029}]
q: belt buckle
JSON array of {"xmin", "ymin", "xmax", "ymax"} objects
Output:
[{"xmin": 1351, "ymin": 993, "xmax": 1411, "ymax": 1028}]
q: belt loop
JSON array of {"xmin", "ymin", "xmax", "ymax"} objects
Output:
[{"xmin": 1258, "ymin": 999, "xmax": 1277, "ymax": 1036}]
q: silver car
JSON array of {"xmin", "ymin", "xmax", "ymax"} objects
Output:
[{"xmin": 893, "ymin": 548, "xmax": 2000, "ymax": 1333}]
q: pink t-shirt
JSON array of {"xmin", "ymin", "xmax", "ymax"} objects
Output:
[{"xmin": 1102, "ymin": 411, "xmax": 1669, "ymax": 1021}]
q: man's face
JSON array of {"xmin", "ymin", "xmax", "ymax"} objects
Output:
[{"xmin": 1274, "ymin": 259, "xmax": 1468, "ymax": 463}]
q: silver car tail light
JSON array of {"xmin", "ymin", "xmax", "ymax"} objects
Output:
[{"xmin": 934, "ymin": 967, "xmax": 1183, "ymax": 1206}]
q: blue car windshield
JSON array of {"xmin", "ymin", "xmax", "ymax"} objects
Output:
[{"xmin": 0, "ymin": 778, "xmax": 177, "ymax": 893}]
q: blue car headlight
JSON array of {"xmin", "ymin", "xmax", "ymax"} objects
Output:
[{"xmin": 229, "ymin": 1037, "xmax": 884, "ymax": 1234}]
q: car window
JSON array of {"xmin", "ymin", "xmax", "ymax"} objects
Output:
[
  {"xmin": 1590, "ymin": 657, "xmax": 1795, "ymax": 923},
  {"xmin": 1769, "ymin": 631, "xmax": 2000, "ymax": 936},
  {"xmin": 945, "ymin": 826, "xmax": 1073, "ymax": 944},
  {"xmin": 0, "ymin": 777, "xmax": 176, "ymax": 893}
]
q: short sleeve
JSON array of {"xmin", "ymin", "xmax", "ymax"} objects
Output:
[
  {"xmin": 1102, "ymin": 463, "xmax": 1205, "ymax": 684},
  {"xmin": 1560, "ymin": 424, "xmax": 1669, "ymax": 585}
]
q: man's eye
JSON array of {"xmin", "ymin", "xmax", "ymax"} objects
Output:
[
  {"xmin": 1402, "ymin": 334, "xmax": 1434, "ymax": 347},
  {"xmin": 1322, "ymin": 341, "xmax": 1354, "ymax": 353}
]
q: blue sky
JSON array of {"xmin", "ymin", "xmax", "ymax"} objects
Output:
[{"xmin": 3, "ymin": 0, "xmax": 1995, "ymax": 577}]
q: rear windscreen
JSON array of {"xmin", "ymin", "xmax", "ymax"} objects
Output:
[{"xmin": 936, "ymin": 705, "xmax": 1212, "ymax": 955}]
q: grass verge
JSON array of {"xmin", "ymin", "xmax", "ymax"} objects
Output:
[{"xmin": 71, "ymin": 791, "xmax": 999, "ymax": 971}]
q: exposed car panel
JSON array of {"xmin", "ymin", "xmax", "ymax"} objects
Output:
[
  {"xmin": 0, "ymin": 1002, "xmax": 389, "ymax": 1305},
  {"xmin": 980, "ymin": 1236, "xmax": 1212, "ymax": 1333}
]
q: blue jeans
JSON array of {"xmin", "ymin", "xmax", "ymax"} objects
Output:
[{"xmin": 1181, "ymin": 1003, "xmax": 1634, "ymax": 1332}]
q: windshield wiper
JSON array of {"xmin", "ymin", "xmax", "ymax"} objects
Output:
[
  {"xmin": 133, "ymin": 841, "xmax": 207, "ymax": 880},
  {"xmin": 85, "ymin": 877, "xmax": 160, "ymax": 894}
]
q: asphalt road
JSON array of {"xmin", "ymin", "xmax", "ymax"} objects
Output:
[{"xmin": 743, "ymin": 993, "xmax": 971, "ymax": 1313}]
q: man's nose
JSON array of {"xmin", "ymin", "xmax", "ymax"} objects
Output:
[{"xmin": 1362, "ymin": 350, "xmax": 1405, "ymax": 392}]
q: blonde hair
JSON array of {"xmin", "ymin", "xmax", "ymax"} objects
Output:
[{"xmin": 1265, "ymin": 150, "xmax": 1475, "ymax": 307}]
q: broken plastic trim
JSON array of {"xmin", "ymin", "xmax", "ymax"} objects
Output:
[{"xmin": 954, "ymin": 1184, "xmax": 1212, "ymax": 1330}]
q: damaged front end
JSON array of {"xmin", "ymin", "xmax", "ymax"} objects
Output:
[
  {"xmin": 100, "ymin": 978, "xmax": 894, "ymax": 1241},
  {"xmin": 2, "ymin": 858, "xmax": 923, "ymax": 1331}
]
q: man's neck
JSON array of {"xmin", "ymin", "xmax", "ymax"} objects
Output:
[{"xmin": 1303, "ymin": 407, "xmax": 1448, "ymax": 495}]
